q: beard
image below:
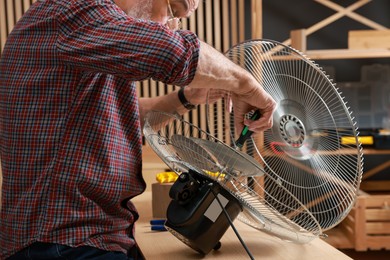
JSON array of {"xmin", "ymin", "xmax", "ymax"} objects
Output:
[{"xmin": 126, "ymin": 0, "xmax": 154, "ymax": 20}]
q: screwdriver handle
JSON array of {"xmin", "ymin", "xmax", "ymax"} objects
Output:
[{"xmin": 235, "ymin": 109, "xmax": 261, "ymax": 149}]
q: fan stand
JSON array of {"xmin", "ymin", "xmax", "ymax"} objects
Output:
[
  {"xmin": 209, "ymin": 183, "xmax": 255, "ymax": 260},
  {"xmin": 165, "ymin": 169, "xmax": 254, "ymax": 259}
]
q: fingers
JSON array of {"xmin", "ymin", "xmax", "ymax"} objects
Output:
[
  {"xmin": 224, "ymin": 92, "xmax": 232, "ymax": 113},
  {"xmin": 244, "ymin": 108, "xmax": 274, "ymax": 132},
  {"xmin": 183, "ymin": 85, "xmax": 277, "ymax": 135},
  {"xmin": 232, "ymin": 89, "xmax": 277, "ymax": 134}
]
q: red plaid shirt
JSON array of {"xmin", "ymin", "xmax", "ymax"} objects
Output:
[{"xmin": 0, "ymin": 0, "xmax": 199, "ymax": 258}]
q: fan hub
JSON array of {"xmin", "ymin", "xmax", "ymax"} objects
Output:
[{"xmin": 279, "ymin": 114, "xmax": 305, "ymax": 147}]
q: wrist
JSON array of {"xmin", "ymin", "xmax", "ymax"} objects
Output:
[{"xmin": 178, "ymin": 87, "xmax": 197, "ymax": 110}]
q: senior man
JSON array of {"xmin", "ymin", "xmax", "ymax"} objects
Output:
[{"xmin": 0, "ymin": 0, "xmax": 276, "ymax": 259}]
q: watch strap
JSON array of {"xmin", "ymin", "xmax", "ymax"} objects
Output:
[{"xmin": 178, "ymin": 87, "xmax": 196, "ymax": 110}]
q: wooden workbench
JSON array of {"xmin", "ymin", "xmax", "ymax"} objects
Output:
[{"xmin": 132, "ymin": 191, "xmax": 352, "ymax": 260}]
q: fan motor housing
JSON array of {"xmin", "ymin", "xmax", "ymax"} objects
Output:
[{"xmin": 165, "ymin": 170, "xmax": 243, "ymax": 255}]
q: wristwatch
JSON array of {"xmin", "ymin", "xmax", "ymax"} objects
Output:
[{"xmin": 178, "ymin": 87, "xmax": 196, "ymax": 110}]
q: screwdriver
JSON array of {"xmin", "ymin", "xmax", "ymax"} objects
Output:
[{"xmin": 235, "ymin": 109, "xmax": 261, "ymax": 149}]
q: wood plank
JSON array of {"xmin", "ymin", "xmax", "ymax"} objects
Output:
[
  {"xmin": 339, "ymin": 224, "xmax": 355, "ymax": 247},
  {"xmin": 251, "ymin": 0, "xmax": 262, "ymax": 39},
  {"xmin": 0, "ymin": 0, "xmax": 7, "ymax": 53},
  {"xmin": 357, "ymin": 149, "xmax": 390, "ymax": 155},
  {"xmin": 363, "ymin": 195, "xmax": 390, "ymax": 208},
  {"xmin": 188, "ymin": 1, "xmax": 196, "ymax": 32},
  {"xmin": 213, "ymin": 0, "xmax": 221, "ymax": 51},
  {"xmin": 290, "ymin": 29, "xmax": 306, "ymax": 52},
  {"xmin": 196, "ymin": 0, "xmax": 204, "ymax": 41},
  {"xmin": 366, "ymin": 222, "xmax": 390, "ymax": 235},
  {"xmin": 360, "ymin": 181, "xmax": 390, "ymax": 191},
  {"xmin": 349, "ymin": 30, "xmax": 390, "ymax": 49},
  {"xmin": 5, "ymin": 0, "xmax": 15, "ymax": 33},
  {"xmin": 23, "ymin": 0, "xmax": 32, "ymax": 12},
  {"xmin": 150, "ymin": 79, "xmax": 157, "ymax": 98},
  {"xmin": 142, "ymin": 79, "xmax": 150, "ymax": 99},
  {"xmin": 342, "ymin": 213, "xmax": 355, "ymax": 229},
  {"xmin": 366, "ymin": 236, "xmax": 390, "ymax": 250},
  {"xmin": 221, "ymin": 0, "xmax": 229, "ymax": 52},
  {"xmin": 14, "ymin": 0, "xmax": 23, "ymax": 22},
  {"xmin": 230, "ymin": 0, "xmax": 238, "ymax": 46},
  {"xmin": 305, "ymin": 49, "xmax": 390, "ymax": 59},
  {"xmin": 366, "ymin": 209, "xmax": 390, "ymax": 221},
  {"xmin": 238, "ymin": 0, "xmax": 245, "ymax": 43},
  {"xmin": 205, "ymin": 0, "xmax": 213, "ymax": 45},
  {"xmin": 354, "ymin": 196, "xmax": 367, "ymax": 251},
  {"xmin": 135, "ymin": 81, "xmax": 141, "ymax": 99}
]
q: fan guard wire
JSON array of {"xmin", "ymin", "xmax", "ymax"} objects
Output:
[
  {"xmin": 144, "ymin": 111, "xmax": 322, "ymax": 243},
  {"xmin": 206, "ymin": 39, "xmax": 363, "ymax": 231}
]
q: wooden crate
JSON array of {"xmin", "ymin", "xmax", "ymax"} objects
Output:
[{"xmin": 326, "ymin": 191, "xmax": 390, "ymax": 251}]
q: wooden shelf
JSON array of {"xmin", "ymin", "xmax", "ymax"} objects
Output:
[
  {"xmin": 305, "ymin": 49, "xmax": 390, "ymax": 60},
  {"xmin": 360, "ymin": 180, "xmax": 390, "ymax": 191}
]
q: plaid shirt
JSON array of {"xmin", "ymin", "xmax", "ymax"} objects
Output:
[{"xmin": 0, "ymin": 0, "xmax": 199, "ymax": 258}]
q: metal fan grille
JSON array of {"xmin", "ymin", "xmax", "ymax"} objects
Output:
[
  {"xmin": 144, "ymin": 111, "xmax": 322, "ymax": 243},
  {"xmin": 208, "ymin": 39, "xmax": 363, "ymax": 231}
]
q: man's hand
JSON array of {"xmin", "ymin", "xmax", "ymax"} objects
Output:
[
  {"xmin": 231, "ymin": 86, "xmax": 276, "ymax": 134},
  {"xmin": 187, "ymin": 41, "xmax": 276, "ymax": 134},
  {"xmin": 185, "ymin": 84, "xmax": 276, "ymax": 135}
]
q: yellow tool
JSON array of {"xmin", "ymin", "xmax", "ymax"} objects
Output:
[
  {"xmin": 341, "ymin": 136, "xmax": 373, "ymax": 145},
  {"xmin": 156, "ymin": 172, "xmax": 178, "ymax": 183}
]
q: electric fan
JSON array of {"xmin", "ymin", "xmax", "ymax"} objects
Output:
[
  {"xmin": 207, "ymin": 39, "xmax": 363, "ymax": 230},
  {"xmin": 142, "ymin": 39, "xmax": 363, "ymax": 256}
]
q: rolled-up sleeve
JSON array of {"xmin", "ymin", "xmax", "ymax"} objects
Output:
[{"xmin": 56, "ymin": 1, "xmax": 199, "ymax": 86}]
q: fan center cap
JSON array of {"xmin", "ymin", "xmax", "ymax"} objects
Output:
[{"xmin": 279, "ymin": 114, "xmax": 305, "ymax": 147}]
